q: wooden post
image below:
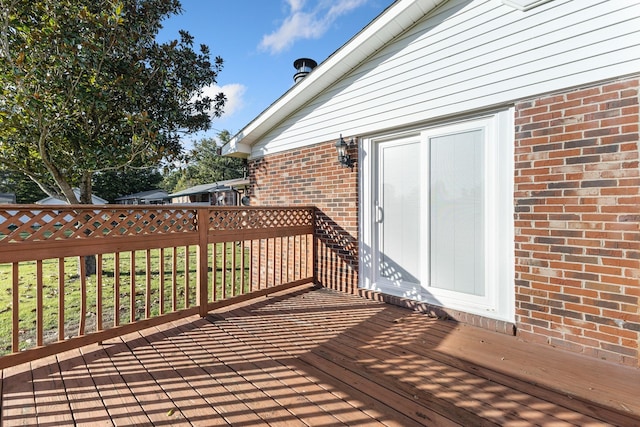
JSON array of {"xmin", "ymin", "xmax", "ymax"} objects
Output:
[
  {"xmin": 12, "ymin": 262, "xmax": 19, "ymax": 353},
  {"xmin": 36, "ymin": 260, "xmax": 43, "ymax": 347},
  {"xmin": 312, "ymin": 207, "xmax": 318, "ymax": 286},
  {"xmin": 197, "ymin": 208, "xmax": 209, "ymax": 317}
]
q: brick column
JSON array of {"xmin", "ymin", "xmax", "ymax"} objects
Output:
[{"xmin": 248, "ymin": 139, "xmax": 359, "ymax": 293}]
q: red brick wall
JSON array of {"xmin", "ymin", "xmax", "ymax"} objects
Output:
[
  {"xmin": 248, "ymin": 139, "xmax": 359, "ymax": 293},
  {"xmin": 514, "ymin": 76, "xmax": 640, "ymax": 366}
]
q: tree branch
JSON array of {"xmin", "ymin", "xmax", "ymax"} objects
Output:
[{"xmin": 36, "ymin": 112, "xmax": 79, "ymax": 203}]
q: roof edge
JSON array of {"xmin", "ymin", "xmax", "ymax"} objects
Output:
[{"xmin": 223, "ymin": 0, "xmax": 445, "ymax": 157}]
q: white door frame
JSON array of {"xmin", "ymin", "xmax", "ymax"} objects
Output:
[{"xmin": 359, "ymin": 109, "xmax": 515, "ymax": 322}]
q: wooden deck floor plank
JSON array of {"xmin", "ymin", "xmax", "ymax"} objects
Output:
[
  {"xmin": 1, "ymin": 361, "xmax": 37, "ymax": 426},
  {"xmin": 195, "ymin": 318, "xmax": 319, "ymax": 427},
  {"xmin": 77, "ymin": 343, "xmax": 152, "ymax": 426},
  {"xmin": 356, "ymin": 314, "xmax": 639, "ymax": 426},
  {"xmin": 162, "ymin": 319, "xmax": 280, "ymax": 426},
  {"xmin": 205, "ymin": 318, "xmax": 392, "ymax": 427},
  {"xmin": 309, "ymin": 328, "xmax": 531, "ymax": 426},
  {"xmin": 101, "ymin": 334, "xmax": 192, "ymax": 426},
  {"xmin": 229, "ymin": 290, "xmax": 624, "ymax": 427},
  {"xmin": 208, "ymin": 308, "xmax": 400, "ymax": 427},
  {"xmin": 219, "ymin": 304, "xmax": 461, "ymax": 427},
  {"xmin": 29, "ymin": 354, "xmax": 75, "ymax": 426},
  {"xmin": 141, "ymin": 322, "xmax": 255, "ymax": 426},
  {"xmin": 311, "ymin": 289, "xmax": 640, "ymax": 424},
  {"xmin": 55, "ymin": 347, "xmax": 114, "ymax": 426},
  {"xmin": 2, "ymin": 286, "xmax": 638, "ymax": 426},
  {"xmin": 319, "ymin": 317, "xmax": 613, "ymax": 427},
  {"xmin": 128, "ymin": 327, "xmax": 230, "ymax": 425},
  {"xmin": 354, "ymin": 308, "xmax": 640, "ymax": 424},
  {"xmin": 167, "ymin": 317, "xmax": 307, "ymax": 427},
  {"xmin": 307, "ymin": 294, "xmax": 631, "ymax": 426},
  {"xmin": 435, "ymin": 323, "xmax": 640, "ymax": 416},
  {"xmin": 226, "ymin": 301, "xmax": 486, "ymax": 427},
  {"xmin": 223, "ymin": 294, "xmax": 478, "ymax": 426},
  {"xmin": 355, "ymin": 298, "xmax": 640, "ymax": 419},
  {"xmin": 208, "ymin": 311, "xmax": 383, "ymax": 427}
]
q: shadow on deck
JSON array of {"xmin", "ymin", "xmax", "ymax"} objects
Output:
[{"xmin": 2, "ymin": 285, "xmax": 639, "ymax": 426}]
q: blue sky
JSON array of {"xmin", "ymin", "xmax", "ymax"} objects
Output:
[{"xmin": 157, "ymin": 0, "xmax": 392, "ymax": 146}]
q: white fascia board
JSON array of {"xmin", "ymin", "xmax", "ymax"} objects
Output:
[
  {"xmin": 502, "ymin": 0, "xmax": 553, "ymax": 11},
  {"xmin": 222, "ymin": 0, "xmax": 445, "ymax": 157},
  {"xmin": 220, "ymin": 137, "xmax": 251, "ymax": 158}
]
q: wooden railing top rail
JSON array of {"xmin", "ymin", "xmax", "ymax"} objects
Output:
[{"xmin": 0, "ymin": 205, "xmax": 315, "ymax": 263}]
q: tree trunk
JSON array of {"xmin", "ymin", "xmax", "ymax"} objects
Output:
[
  {"xmin": 83, "ymin": 255, "xmax": 97, "ymax": 276},
  {"xmin": 79, "ymin": 172, "xmax": 93, "ymax": 204},
  {"xmin": 79, "ymin": 171, "xmax": 97, "ymax": 275}
]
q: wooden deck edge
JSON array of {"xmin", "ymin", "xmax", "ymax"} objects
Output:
[{"xmin": 0, "ymin": 307, "xmax": 199, "ymax": 370}]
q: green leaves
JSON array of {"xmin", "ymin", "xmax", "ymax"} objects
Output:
[{"xmin": 163, "ymin": 133, "xmax": 245, "ymax": 193}]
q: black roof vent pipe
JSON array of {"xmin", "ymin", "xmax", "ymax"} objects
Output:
[{"xmin": 293, "ymin": 58, "xmax": 317, "ymax": 83}]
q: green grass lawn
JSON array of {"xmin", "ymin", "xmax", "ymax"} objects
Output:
[{"xmin": 0, "ymin": 244, "xmax": 250, "ymax": 354}]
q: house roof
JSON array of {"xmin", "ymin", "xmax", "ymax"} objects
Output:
[
  {"xmin": 222, "ymin": 0, "xmax": 447, "ymax": 158},
  {"xmin": 36, "ymin": 188, "xmax": 108, "ymax": 205},
  {"xmin": 0, "ymin": 193, "xmax": 16, "ymax": 204},
  {"xmin": 168, "ymin": 178, "xmax": 250, "ymax": 198},
  {"xmin": 115, "ymin": 189, "xmax": 169, "ymax": 202}
]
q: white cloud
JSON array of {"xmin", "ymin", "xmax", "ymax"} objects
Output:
[
  {"xmin": 219, "ymin": 83, "xmax": 247, "ymax": 118},
  {"xmin": 198, "ymin": 83, "xmax": 247, "ymax": 119},
  {"xmin": 259, "ymin": 0, "xmax": 368, "ymax": 54}
]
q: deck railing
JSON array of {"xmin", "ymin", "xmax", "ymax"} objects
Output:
[{"xmin": 0, "ymin": 205, "xmax": 315, "ymax": 369}]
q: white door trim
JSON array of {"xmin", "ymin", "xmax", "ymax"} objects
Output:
[{"xmin": 359, "ymin": 109, "xmax": 515, "ymax": 322}]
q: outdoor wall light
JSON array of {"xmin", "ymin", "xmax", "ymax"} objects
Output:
[{"xmin": 335, "ymin": 134, "xmax": 355, "ymax": 168}]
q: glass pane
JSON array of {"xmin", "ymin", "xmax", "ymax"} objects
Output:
[
  {"xmin": 379, "ymin": 141, "xmax": 421, "ymax": 285},
  {"xmin": 429, "ymin": 129, "xmax": 485, "ymax": 296}
]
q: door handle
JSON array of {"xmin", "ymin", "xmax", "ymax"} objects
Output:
[{"xmin": 375, "ymin": 206, "xmax": 383, "ymax": 223}]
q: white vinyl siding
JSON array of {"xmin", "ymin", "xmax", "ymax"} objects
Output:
[{"xmin": 251, "ymin": 0, "xmax": 640, "ymax": 158}]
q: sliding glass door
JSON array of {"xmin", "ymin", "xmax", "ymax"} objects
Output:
[{"xmin": 364, "ymin": 111, "xmax": 514, "ymax": 321}]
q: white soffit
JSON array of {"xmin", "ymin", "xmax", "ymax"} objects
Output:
[
  {"xmin": 502, "ymin": 0, "xmax": 553, "ymax": 11},
  {"xmin": 223, "ymin": 0, "xmax": 446, "ymax": 156}
]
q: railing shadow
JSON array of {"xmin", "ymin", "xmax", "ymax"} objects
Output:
[{"xmin": 315, "ymin": 209, "xmax": 462, "ymax": 323}]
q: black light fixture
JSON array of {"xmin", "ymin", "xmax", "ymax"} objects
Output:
[{"xmin": 335, "ymin": 134, "xmax": 355, "ymax": 168}]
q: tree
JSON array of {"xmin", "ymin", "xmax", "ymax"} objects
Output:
[
  {"xmin": 0, "ymin": 0, "xmax": 225, "ymax": 204},
  {"xmin": 0, "ymin": 166, "xmax": 46, "ymax": 203},
  {"xmin": 163, "ymin": 131, "xmax": 245, "ymax": 193}
]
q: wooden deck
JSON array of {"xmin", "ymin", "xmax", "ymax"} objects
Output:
[{"xmin": 2, "ymin": 285, "xmax": 639, "ymax": 426}]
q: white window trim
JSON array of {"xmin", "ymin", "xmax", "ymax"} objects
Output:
[{"xmin": 359, "ymin": 109, "xmax": 515, "ymax": 322}]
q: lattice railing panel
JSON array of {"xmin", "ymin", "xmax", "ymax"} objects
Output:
[
  {"xmin": 208, "ymin": 208, "xmax": 314, "ymax": 231},
  {"xmin": 0, "ymin": 207, "xmax": 197, "ymax": 243}
]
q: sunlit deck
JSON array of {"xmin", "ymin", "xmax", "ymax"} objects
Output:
[{"xmin": 2, "ymin": 285, "xmax": 639, "ymax": 426}]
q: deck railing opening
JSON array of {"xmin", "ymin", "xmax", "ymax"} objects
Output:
[{"xmin": 0, "ymin": 205, "xmax": 315, "ymax": 368}]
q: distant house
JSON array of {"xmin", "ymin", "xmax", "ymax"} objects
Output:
[
  {"xmin": 0, "ymin": 193, "xmax": 16, "ymax": 204},
  {"xmin": 36, "ymin": 188, "xmax": 108, "ymax": 205},
  {"xmin": 114, "ymin": 189, "xmax": 169, "ymax": 205},
  {"xmin": 168, "ymin": 178, "xmax": 250, "ymax": 205},
  {"xmin": 222, "ymin": 0, "xmax": 640, "ymax": 366}
]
